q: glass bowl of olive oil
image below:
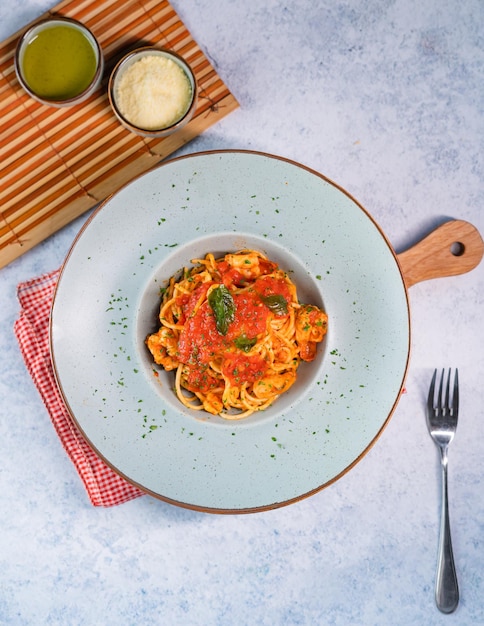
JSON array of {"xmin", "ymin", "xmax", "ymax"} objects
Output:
[{"xmin": 15, "ymin": 17, "xmax": 104, "ymax": 107}]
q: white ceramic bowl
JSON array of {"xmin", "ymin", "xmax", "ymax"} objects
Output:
[
  {"xmin": 51, "ymin": 151, "xmax": 410, "ymax": 512},
  {"xmin": 108, "ymin": 47, "xmax": 197, "ymax": 138},
  {"xmin": 15, "ymin": 17, "xmax": 104, "ymax": 107}
]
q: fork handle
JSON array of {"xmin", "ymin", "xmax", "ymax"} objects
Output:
[{"xmin": 436, "ymin": 456, "xmax": 459, "ymax": 613}]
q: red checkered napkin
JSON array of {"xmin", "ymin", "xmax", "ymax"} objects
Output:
[{"xmin": 14, "ymin": 270, "xmax": 144, "ymax": 506}]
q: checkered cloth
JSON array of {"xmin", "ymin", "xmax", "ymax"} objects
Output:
[{"xmin": 14, "ymin": 270, "xmax": 144, "ymax": 506}]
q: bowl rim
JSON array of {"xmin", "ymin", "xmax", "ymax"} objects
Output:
[
  {"xmin": 14, "ymin": 16, "xmax": 104, "ymax": 107},
  {"xmin": 108, "ymin": 46, "xmax": 198, "ymax": 137}
]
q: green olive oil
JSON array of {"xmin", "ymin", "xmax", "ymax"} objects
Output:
[{"xmin": 22, "ymin": 25, "xmax": 97, "ymax": 100}]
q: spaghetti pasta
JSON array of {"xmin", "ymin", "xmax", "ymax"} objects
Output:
[{"xmin": 146, "ymin": 250, "xmax": 328, "ymax": 419}]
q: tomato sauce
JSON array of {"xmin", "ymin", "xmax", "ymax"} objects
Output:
[
  {"xmin": 183, "ymin": 364, "xmax": 220, "ymax": 393},
  {"xmin": 222, "ymin": 353, "xmax": 268, "ymax": 385},
  {"xmin": 177, "ymin": 273, "xmax": 292, "ymax": 386},
  {"xmin": 178, "ymin": 301, "xmax": 226, "ymax": 364},
  {"xmin": 230, "ymin": 292, "xmax": 268, "ymax": 338},
  {"xmin": 175, "ymin": 281, "xmax": 212, "ymax": 324},
  {"xmin": 253, "ymin": 275, "xmax": 292, "ymax": 303}
]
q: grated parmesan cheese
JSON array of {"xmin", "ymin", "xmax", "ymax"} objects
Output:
[{"xmin": 115, "ymin": 55, "xmax": 192, "ymax": 130}]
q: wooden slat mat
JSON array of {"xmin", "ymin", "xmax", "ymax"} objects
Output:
[{"xmin": 0, "ymin": 0, "xmax": 239, "ymax": 269}]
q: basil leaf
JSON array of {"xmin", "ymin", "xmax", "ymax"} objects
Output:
[
  {"xmin": 260, "ymin": 294, "xmax": 288, "ymax": 316},
  {"xmin": 234, "ymin": 334, "xmax": 257, "ymax": 352},
  {"xmin": 208, "ymin": 285, "xmax": 235, "ymax": 335}
]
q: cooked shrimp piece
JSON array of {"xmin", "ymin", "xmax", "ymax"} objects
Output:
[
  {"xmin": 202, "ymin": 391, "xmax": 224, "ymax": 415},
  {"xmin": 295, "ymin": 305, "xmax": 328, "ymax": 362},
  {"xmin": 225, "ymin": 251, "xmax": 262, "ymax": 279},
  {"xmin": 146, "ymin": 328, "xmax": 179, "ymax": 370},
  {"xmin": 252, "ymin": 371, "xmax": 296, "ymax": 399}
]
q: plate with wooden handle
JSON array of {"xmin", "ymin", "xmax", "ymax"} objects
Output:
[{"xmin": 51, "ymin": 151, "xmax": 483, "ymax": 512}]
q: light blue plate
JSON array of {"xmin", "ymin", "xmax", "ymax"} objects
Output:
[{"xmin": 51, "ymin": 151, "xmax": 410, "ymax": 512}]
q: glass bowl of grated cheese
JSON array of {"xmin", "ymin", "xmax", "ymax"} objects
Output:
[{"xmin": 108, "ymin": 47, "xmax": 197, "ymax": 137}]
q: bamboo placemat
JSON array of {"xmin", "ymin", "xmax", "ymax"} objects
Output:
[{"xmin": 0, "ymin": 0, "xmax": 239, "ymax": 269}]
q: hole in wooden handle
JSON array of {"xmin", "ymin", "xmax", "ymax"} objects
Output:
[{"xmin": 450, "ymin": 241, "xmax": 465, "ymax": 257}]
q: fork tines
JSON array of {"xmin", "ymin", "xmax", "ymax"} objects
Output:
[{"xmin": 428, "ymin": 368, "xmax": 459, "ymax": 418}]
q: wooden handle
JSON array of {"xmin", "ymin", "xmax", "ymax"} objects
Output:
[{"xmin": 397, "ymin": 220, "xmax": 484, "ymax": 288}]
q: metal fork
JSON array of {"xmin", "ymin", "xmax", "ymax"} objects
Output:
[{"xmin": 427, "ymin": 368, "xmax": 459, "ymax": 613}]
